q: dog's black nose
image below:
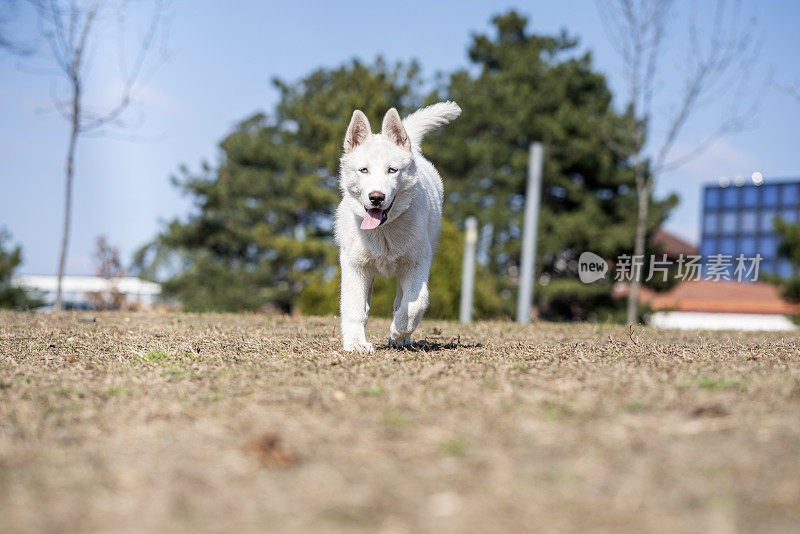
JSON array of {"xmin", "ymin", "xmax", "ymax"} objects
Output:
[{"xmin": 368, "ymin": 191, "xmax": 385, "ymax": 206}]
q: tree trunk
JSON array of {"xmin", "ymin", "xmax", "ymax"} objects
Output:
[
  {"xmin": 626, "ymin": 180, "xmax": 651, "ymax": 325},
  {"xmin": 54, "ymin": 94, "xmax": 80, "ymax": 312}
]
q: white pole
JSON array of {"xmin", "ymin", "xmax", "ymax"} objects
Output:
[
  {"xmin": 459, "ymin": 216, "xmax": 478, "ymax": 323},
  {"xmin": 516, "ymin": 142, "xmax": 544, "ymax": 323}
]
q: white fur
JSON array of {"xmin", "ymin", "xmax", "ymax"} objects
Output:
[{"xmin": 335, "ymin": 101, "xmax": 461, "ymax": 352}]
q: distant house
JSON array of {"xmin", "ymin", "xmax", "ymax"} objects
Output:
[
  {"xmin": 612, "ymin": 227, "xmax": 699, "ymax": 304},
  {"xmin": 645, "ymin": 176, "xmax": 800, "ymax": 330},
  {"xmin": 651, "ymin": 228, "xmax": 698, "ymax": 262},
  {"xmin": 13, "ymin": 275, "xmax": 161, "ymax": 311},
  {"xmin": 648, "ymin": 280, "xmax": 798, "ymax": 331},
  {"xmin": 614, "ymin": 227, "xmax": 798, "ymax": 331}
]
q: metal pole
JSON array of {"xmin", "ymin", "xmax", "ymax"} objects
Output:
[
  {"xmin": 516, "ymin": 142, "xmax": 544, "ymax": 323},
  {"xmin": 459, "ymin": 216, "xmax": 478, "ymax": 323}
]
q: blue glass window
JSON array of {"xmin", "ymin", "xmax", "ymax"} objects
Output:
[
  {"xmin": 762, "ymin": 185, "xmax": 779, "ymax": 207},
  {"xmin": 779, "ymin": 209, "xmax": 798, "ymax": 223},
  {"xmin": 777, "ymin": 259, "xmax": 793, "ymax": 279},
  {"xmin": 781, "ymin": 184, "xmax": 800, "ymax": 208},
  {"xmin": 761, "ymin": 260, "xmax": 775, "ymax": 275},
  {"xmin": 721, "ymin": 187, "xmax": 739, "ymax": 208},
  {"xmin": 760, "ymin": 235, "xmax": 778, "ymax": 257},
  {"xmin": 742, "ymin": 186, "xmax": 758, "ymax": 208},
  {"xmin": 704, "ymin": 188, "xmax": 720, "ymax": 209},
  {"xmin": 740, "ymin": 236, "xmax": 757, "ymax": 256},
  {"xmin": 740, "ymin": 210, "xmax": 757, "ymax": 233},
  {"xmin": 703, "ymin": 213, "xmax": 718, "ymax": 235},
  {"xmin": 700, "ymin": 239, "xmax": 717, "ymax": 258},
  {"xmin": 760, "ymin": 210, "xmax": 778, "ymax": 232},
  {"xmin": 721, "ymin": 212, "xmax": 737, "ymax": 234},
  {"xmin": 720, "ymin": 237, "xmax": 736, "ymax": 255}
]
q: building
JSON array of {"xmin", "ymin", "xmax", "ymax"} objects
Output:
[
  {"xmin": 648, "ymin": 280, "xmax": 798, "ymax": 331},
  {"xmin": 13, "ymin": 275, "xmax": 161, "ymax": 311},
  {"xmin": 643, "ymin": 176, "xmax": 800, "ymax": 331},
  {"xmin": 612, "ymin": 227, "xmax": 699, "ymax": 303},
  {"xmin": 700, "ymin": 177, "xmax": 800, "ymax": 279},
  {"xmin": 651, "ymin": 227, "xmax": 699, "ymax": 262}
]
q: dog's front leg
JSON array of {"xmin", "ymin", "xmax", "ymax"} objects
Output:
[
  {"xmin": 340, "ymin": 259, "xmax": 375, "ymax": 353},
  {"xmin": 390, "ymin": 259, "xmax": 431, "ymax": 345}
]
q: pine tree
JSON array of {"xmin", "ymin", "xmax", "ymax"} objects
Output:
[
  {"xmin": 135, "ymin": 59, "xmax": 423, "ymax": 312},
  {"xmin": 425, "ymin": 12, "xmax": 676, "ymax": 320},
  {"xmin": 0, "ymin": 229, "xmax": 42, "ymax": 310}
]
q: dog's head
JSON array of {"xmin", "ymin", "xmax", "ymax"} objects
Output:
[{"xmin": 339, "ymin": 108, "xmax": 415, "ymax": 230}]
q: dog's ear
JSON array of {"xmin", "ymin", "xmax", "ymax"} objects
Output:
[
  {"xmin": 381, "ymin": 108, "xmax": 411, "ymax": 151},
  {"xmin": 344, "ymin": 110, "xmax": 371, "ymax": 153}
]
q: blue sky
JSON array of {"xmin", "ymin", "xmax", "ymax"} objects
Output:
[{"xmin": 2, "ymin": 0, "xmax": 799, "ymax": 275}]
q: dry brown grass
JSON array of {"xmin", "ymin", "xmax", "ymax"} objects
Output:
[{"xmin": 1, "ymin": 311, "xmax": 799, "ymax": 533}]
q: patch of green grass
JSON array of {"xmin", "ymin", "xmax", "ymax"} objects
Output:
[
  {"xmin": 14, "ymin": 375, "xmax": 41, "ymax": 383},
  {"xmin": 104, "ymin": 387, "xmax": 127, "ymax": 397},
  {"xmin": 542, "ymin": 400, "xmax": 573, "ymax": 421},
  {"xmin": 380, "ymin": 412, "xmax": 408, "ymax": 429},
  {"xmin": 697, "ymin": 377, "xmax": 740, "ymax": 390},
  {"xmin": 439, "ymin": 437, "xmax": 468, "ymax": 457},
  {"xmin": 160, "ymin": 368, "xmax": 188, "ymax": 380},
  {"xmin": 144, "ymin": 350, "xmax": 171, "ymax": 363},
  {"xmin": 625, "ymin": 400, "xmax": 648, "ymax": 412},
  {"xmin": 52, "ymin": 386, "xmax": 81, "ymax": 398},
  {"xmin": 365, "ymin": 385, "xmax": 385, "ymax": 396}
]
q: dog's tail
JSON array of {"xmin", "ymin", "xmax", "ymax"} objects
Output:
[{"xmin": 402, "ymin": 101, "xmax": 461, "ymax": 154}]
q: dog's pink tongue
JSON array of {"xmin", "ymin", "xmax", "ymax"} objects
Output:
[{"xmin": 360, "ymin": 209, "xmax": 383, "ymax": 230}]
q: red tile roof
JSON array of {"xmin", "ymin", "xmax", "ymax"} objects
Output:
[
  {"xmin": 649, "ymin": 280, "xmax": 799, "ymax": 315},
  {"xmin": 652, "ymin": 229, "xmax": 698, "ymax": 259}
]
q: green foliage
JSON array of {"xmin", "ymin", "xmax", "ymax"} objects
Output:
[
  {"xmin": 773, "ymin": 216, "xmax": 800, "ymax": 305},
  {"xmin": 438, "ymin": 437, "xmax": 468, "ymax": 457},
  {"xmin": 425, "ymin": 11, "xmax": 675, "ymax": 319},
  {"xmin": 135, "ymin": 59, "xmax": 422, "ymax": 312},
  {"xmin": 0, "ymin": 229, "xmax": 41, "ymax": 310},
  {"xmin": 775, "ymin": 217, "xmax": 800, "ymax": 273},
  {"xmin": 696, "ymin": 377, "xmax": 740, "ymax": 390},
  {"xmin": 364, "ymin": 385, "xmax": 385, "ymax": 396},
  {"xmin": 144, "ymin": 350, "xmax": 171, "ymax": 363},
  {"xmin": 536, "ymin": 278, "xmax": 625, "ymax": 323}
]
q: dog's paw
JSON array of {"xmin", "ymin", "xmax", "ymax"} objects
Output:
[
  {"xmin": 388, "ymin": 337, "xmax": 412, "ymax": 349},
  {"xmin": 342, "ymin": 339, "xmax": 375, "ymax": 353},
  {"xmin": 390, "ymin": 320, "xmax": 411, "ymax": 343}
]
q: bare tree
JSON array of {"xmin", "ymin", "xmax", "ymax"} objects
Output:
[
  {"xmin": 598, "ymin": 0, "xmax": 763, "ymax": 324},
  {"xmin": 85, "ymin": 235, "xmax": 128, "ymax": 310},
  {"xmin": 31, "ymin": 0, "xmax": 166, "ymax": 310}
]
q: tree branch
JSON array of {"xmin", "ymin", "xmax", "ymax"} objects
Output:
[{"xmin": 598, "ymin": 0, "xmax": 764, "ymax": 324}]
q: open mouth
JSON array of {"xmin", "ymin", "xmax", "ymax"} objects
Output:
[{"xmin": 360, "ymin": 199, "xmax": 394, "ymax": 230}]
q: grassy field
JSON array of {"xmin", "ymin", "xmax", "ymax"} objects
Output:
[{"xmin": 1, "ymin": 311, "xmax": 799, "ymax": 533}]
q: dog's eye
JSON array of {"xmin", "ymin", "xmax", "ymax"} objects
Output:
[
  {"xmin": 359, "ymin": 167, "xmax": 369, "ymax": 174},
  {"xmin": 387, "ymin": 167, "xmax": 398, "ymax": 174}
]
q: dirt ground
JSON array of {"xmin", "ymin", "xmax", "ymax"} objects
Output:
[{"xmin": 1, "ymin": 311, "xmax": 799, "ymax": 533}]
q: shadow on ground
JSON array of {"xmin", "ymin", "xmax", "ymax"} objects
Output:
[{"xmin": 380, "ymin": 337, "xmax": 483, "ymax": 352}]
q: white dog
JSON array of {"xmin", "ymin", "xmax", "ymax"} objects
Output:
[{"xmin": 334, "ymin": 101, "xmax": 462, "ymax": 352}]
